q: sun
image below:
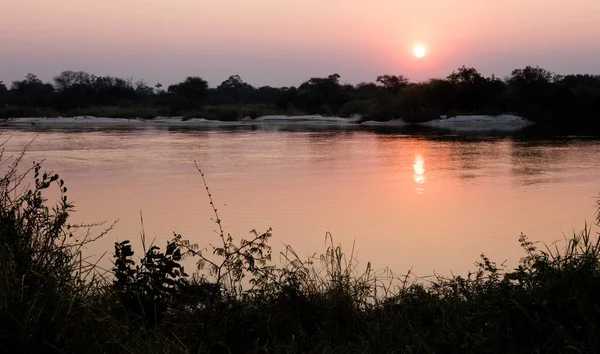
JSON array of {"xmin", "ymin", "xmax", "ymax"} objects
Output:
[{"xmin": 413, "ymin": 45, "xmax": 427, "ymax": 59}]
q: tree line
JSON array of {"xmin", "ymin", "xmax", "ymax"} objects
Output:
[{"xmin": 1, "ymin": 66, "xmax": 600, "ymax": 123}]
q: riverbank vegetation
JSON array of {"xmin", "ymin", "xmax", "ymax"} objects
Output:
[
  {"xmin": 2, "ymin": 67, "xmax": 600, "ymax": 124},
  {"xmin": 2, "ymin": 150, "xmax": 600, "ymax": 353}
]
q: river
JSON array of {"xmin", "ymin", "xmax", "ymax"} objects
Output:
[{"xmin": 3, "ymin": 124, "xmax": 600, "ymax": 277}]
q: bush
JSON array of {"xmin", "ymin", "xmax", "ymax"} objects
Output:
[
  {"xmin": 211, "ymin": 106, "xmax": 239, "ymax": 121},
  {"xmin": 311, "ymin": 104, "xmax": 332, "ymax": 116},
  {"xmin": 359, "ymin": 100, "xmax": 439, "ymax": 123},
  {"xmin": 182, "ymin": 106, "xmax": 242, "ymax": 121},
  {"xmin": 0, "ymin": 105, "xmax": 60, "ymax": 119},
  {"xmin": 117, "ymin": 99, "xmax": 135, "ymax": 108},
  {"xmin": 402, "ymin": 108, "xmax": 439, "ymax": 123},
  {"xmin": 0, "ymin": 149, "xmax": 185, "ymax": 352},
  {"xmin": 358, "ymin": 101, "xmax": 401, "ymax": 122},
  {"xmin": 339, "ymin": 100, "xmax": 375, "ymax": 117},
  {"xmin": 239, "ymin": 104, "xmax": 285, "ymax": 119},
  {"xmin": 112, "ymin": 237, "xmax": 190, "ymax": 327},
  {"xmin": 0, "ymin": 151, "xmax": 96, "ymax": 351}
]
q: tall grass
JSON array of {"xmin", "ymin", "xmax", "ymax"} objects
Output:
[{"xmin": 2, "ymin": 149, "xmax": 600, "ymax": 352}]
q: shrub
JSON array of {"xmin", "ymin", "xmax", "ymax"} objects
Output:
[
  {"xmin": 0, "ymin": 105, "xmax": 60, "ymax": 119},
  {"xmin": 112, "ymin": 236, "xmax": 190, "ymax": 327},
  {"xmin": 117, "ymin": 99, "xmax": 135, "ymax": 108},
  {"xmin": 339, "ymin": 99, "xmax": 375, "ymax": 117},
  {"xmin": 0, "ymin": 151, "xmax": 101, "ymax": 351},
  {"xmin": 211, "ymin": 106, "xmax": 239, "ymax": 121},
  {"xmin": 239, "ymin": 104, "xmax": 282, "ymax": 119}
]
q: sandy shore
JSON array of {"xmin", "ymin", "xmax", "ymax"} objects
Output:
[
  {"xmin": 1, "ymin": 114, "xmax": 534, "ymax": 132},
  {"xmin": 417, "ymin": 114, "xmax": 533, "ymax": 132},
  {"xmin": 1, "ymin": 115, "xmax": 360, "ymax": 127}
]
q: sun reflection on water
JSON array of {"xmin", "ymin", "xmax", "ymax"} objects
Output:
[{"xmin": 413, "ymin": 154, "xmax": 426, "ymax": 194}]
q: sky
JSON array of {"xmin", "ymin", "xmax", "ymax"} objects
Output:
[{"xmin": 1, "ymin": 0, "xmax": 600, "ymax": 88}]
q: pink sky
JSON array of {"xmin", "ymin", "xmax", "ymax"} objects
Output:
[{"xmin": 1, "ymin": 0, "xmax": 600, "ymax": 87}]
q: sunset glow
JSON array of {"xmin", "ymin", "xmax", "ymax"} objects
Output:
[{"xmin": 1, "ymin": 0, "xmax": 600, "ymax": 86}]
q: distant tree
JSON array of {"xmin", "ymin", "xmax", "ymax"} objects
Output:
[
  {"xmin": 483, "ymin": 75, "xmax": 508, "ymax": 113},
  {"xmin": 211, "ymin": 75, "xmax": 255, "ymax": 104},
  {"xmin": 507, "ymin": 66, "xmax": 557, "ymax": 121},
  {"xmin": 446, "ymin": 66, "xmax": 486, "ymax": 85},
  {"xmin": 167, "ymin": 77, "xmax": 209, "ymax": 112},
  {"xmin": 559, "ymin": 74, "xmax": 600, "ymax": 90},
  {"xmin": 90, "ymin": 76, "xmax": 135, "ymax": 106},
  {"xmin": 217, "ymin": 75, "xmax": 247, "ymax": 90},
  {"xmin": 296, "ymin": 74, "xmax": 344, "ymax": 112},
  {"xmin": 0, "ymin": 81, "xmax": 7, "ymax": 104},
  {"xmin": 376, "ymin": 75, "xmax": 409, "ymax": 93},
  {"xmin": 356, "ymin": 82, "xmax": 378, "ymax": 94},
  {"xmin": 52, "ymin": 71, "xmax": 95, "ymax": 109},
  {"xmin": 553, "ymin": 74, "xmax": 600, "ymax": 122},
  {"xmin": 5, "ymin": 66, "xmax": 600, "ymax": 125},
  {"xmin": 351, "ymin": 82, "xmax": 381, "ymax": 103},
  {"xmin": 443, "ymin": 66, "xmax": 505, "ymax": 113},
  {"xmin": 134, "ymin": 79, "xmax": 155, "ymax": 99},
  {"xmin": 53, "ymin": 71, "xmax": 92, "ymax": 92},
  {"xmin": 508, "ymin": 66, "xmax": 555, "ymax": 86},
  {"xmin": 11, "ymin": 74, "xmax": 42, "ymax": 88},
  {"xmin": 168, "ymin": 77, "xmax": 209, "ymax": 102},
  {"xmin": 423, "ymin": 78, "xmax": 454, "ymax": 112},
  {"xmin": 247, "ymin": 85, "xmax": 283, "ymax": 104},
  {"xmin": 275, "ymin": 86, "xmax": 299, "ymax": 110},
  {"xmin": 10, "ymin": 73, "xmax": 55, "ymax": 106}
]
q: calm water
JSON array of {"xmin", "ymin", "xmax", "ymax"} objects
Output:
[{"xmin": 3, "ymin": 125, "xmax": 600, "ymax": 276}]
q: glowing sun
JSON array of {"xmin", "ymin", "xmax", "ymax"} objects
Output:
[{"xmin": 413, "ymin": 45, "xmax": 427, "ymax": 58}]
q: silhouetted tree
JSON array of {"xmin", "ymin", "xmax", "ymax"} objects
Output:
[
  {"xmin": 447, "ymin": 66, "xmax": 486, "ymax": 85},
  {"xmin": 53, "ymin": 71, "xmax": 92, "ymax": 92},
  {"xmin": 509, "ymin": 66, "xmax": 555, "ymax": 86},
  {"xmin": 167, "ymin": 77, "xmax": 209, "ymax": 112},
  {"xmin": 134, "ymin": 80, "xmax": 155, "ymax": 103},
  {"xmin": 552, "ymin": 74, "xmax": 600, "ymax": 123},
  {"xmin": 423, "ymin": 79, "xmax": 454, "ymax": 113},
  {"xmin": 444, "ymin": 66, "xmax": 506, "ymax": 113},
  {"xmin": 252, "ymin": 86, "xmax": 283, "ymax": 104},
  {"xmin": 217, "ymin": 75, "xmax": 244, "ymax": 90},
  {"xmin": 507, "ymin": 66, "xmax": 557, "ymax": 121},
  {"xmin": 2, "ymin": 66, "xmax": 600, "ymax": 124},
  {"xmin": 10, "ymin": 74, "xmax": 55, "ymax": 106},
  {"xmin": 52, "ymin": 71, "xmax": 95, "ymax": 109},
  {"xmin": 355, "ymin": 82, "xmax": 379, "ymax": 96},
  {"xmin": 168, "ymin": 77, "xmax": 208, "ymax": 102},
  {"xmin": 210, "ymin": 75, "xmax": 255, "ymax": 104},
  {"xmin": 376, "ymin": 75, "xmax": 409, "ymax": 93},
  {"xmin": 294, "ymin": 74, "xmax": 344, "ymax": 113},
  {"xmin": 275, "ymin": 86, "xmax": 299, "ymax": 110},
  {"xmin": 0, "ymin": 81, "xmax": 7, "ymax": 104},
  {"xmin": 92, "ymin": 76, "xmax": 135, "ymax": 106}
]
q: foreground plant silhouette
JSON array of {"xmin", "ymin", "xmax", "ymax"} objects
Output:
[{"xmin": 2, "ymin": 152, "xmax": 600, "ymax": 353}]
